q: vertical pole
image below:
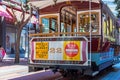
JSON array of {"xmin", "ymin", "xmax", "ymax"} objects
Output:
[
  {"xmin": 28, "ymin": 22, "xmax": 30, "ymax": 62},
  {"xmin": 89, "ymin": 0, "xmax": 92, "ymax": 66}
]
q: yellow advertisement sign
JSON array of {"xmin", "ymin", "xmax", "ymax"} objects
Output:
[
  {"xmin": 35, "ymin": 42, "xmax": 48, "ymax": 60},
  {"xmin": 63, "ymin": 41, "xmax": 80, "ymax": 61}
]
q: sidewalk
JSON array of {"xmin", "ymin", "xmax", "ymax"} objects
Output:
[
  {"xmin": 0, "ymin": 58, "xmax": 28, "ymax": 67},
  {"xmin": 0, "ymin": 58, "xmax": 28, "ymax": 80}
]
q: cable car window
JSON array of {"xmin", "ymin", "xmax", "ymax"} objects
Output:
[
  {"xmin": 78, "ymin": 12, "xmax": 99, "ymax": 33},
  {"xmin": 51, "ymin": 18, "xmax": 57, "ymax": 32},
  {"xmin": 41, "ymin": 16, "xmax": 58, "ymax": 33},
  {"xmin": 60, "ymin": 6, "xmax": 77, "ymax": 35},
  {"xmin": 42, "ymin": 18, "xmax": 49, "ymax": 33}
]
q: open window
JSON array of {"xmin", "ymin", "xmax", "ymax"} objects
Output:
[
  {"xmin": 60, "ymin": 6, "xmax": 77, "ymax": 36},
  {"xmin": 40, "ymin": 15, "xmax": 58, "ymax": 33},
  {"xmin": 78, "ymin": 12, "xmax": 99, "ymax": 34}
]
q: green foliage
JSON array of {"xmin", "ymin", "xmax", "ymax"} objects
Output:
[
  {"xmin": 23, "ymin": 0, "xmax": 30, "ymax": 10},
  {"xmin": 20, "ymin": 0, "xmax": 31, "ymax": 11},
  {"xmin": 115, "ymin": 1, "xmax": 120, "ymax": 10},
  {"xmin": 22, "ymin": 4, "xmax": 30, "ymax": 11},
  {"xmin": 26, "ymin": 0, "xmax": 30, "ymax": 3},
  {"xmin": 117, "ymin": 11, "xmax": 120, "ymax": 18},
  {"xmin": 114, "ymin": 0, "xmax": 118, "ymax": 3},
  {"xmin": 114, "ymin": 0, "xmax": 120, "ymax": 17}
]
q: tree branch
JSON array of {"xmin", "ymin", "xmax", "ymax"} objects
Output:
[
  {"xmin": 20, "ymin": 15, "xmax": 32, "ymax": 30},
  {"xmin": 20, "ymin": 5, "xmax": 33, "ymax": 29},
  {"xmin": 10, "ymin": 6, "xmax": 18, "ymax": 23},
  {"xmin": 20, "ymin": 2, "xmax": 25, "ymax": 24}
]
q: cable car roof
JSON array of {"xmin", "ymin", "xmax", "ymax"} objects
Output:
[{"xmin": 29, "ymin": 0, "xmax": 100, "ymax": 9}]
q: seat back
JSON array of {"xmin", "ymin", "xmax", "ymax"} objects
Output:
[
  {"xmin": 88, "ymin": 38, "xmax": 101, "ymax": 52},
  {"xmin": 101, "ymin": 41, "xmax": 110, "ymax": 52}
]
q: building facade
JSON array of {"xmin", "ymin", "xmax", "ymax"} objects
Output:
[{"xmin": 0, "ymin": 0, "xmax": 38, "ymax": 58}]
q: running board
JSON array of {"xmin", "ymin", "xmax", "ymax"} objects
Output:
[
  {"xmin": 84, "ymin": 70, "xmax": 99, "ymax": 76},
  {"xmin": 92, "ymin": 71, "xmax": 99, "ymax": 76}
]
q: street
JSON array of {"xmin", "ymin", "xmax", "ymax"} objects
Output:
[{"xmin": 1, "ymin": 58, "xmax": 120, "ymax": 80}]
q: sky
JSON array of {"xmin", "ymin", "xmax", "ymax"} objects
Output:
[{"xmin": 102, "ymin": 0, "xmax": 117, "ymax": 16}]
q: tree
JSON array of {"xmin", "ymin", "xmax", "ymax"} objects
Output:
[
  {"xmin": 8, "ymin": 0, "xmax": 34, "ymax": 63},
  {"xmin": 114, "ymin": 0, "xmax": 120, "ymax": 17}
]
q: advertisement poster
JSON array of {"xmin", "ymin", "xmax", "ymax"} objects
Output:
[
  {"xmin": 35, "ymin": 42, "xmax": 48, "ymax": 60},
  {"xmin": 63, "ymin": 41, "xmax": 80, "ymax": 61},
  {"xmin": 6, "ymin": 27, "xmax": 16, "ymax": 54},
  {"xmin": 34, "ymin": 41, "xmax": 82, "ymax": 61}
]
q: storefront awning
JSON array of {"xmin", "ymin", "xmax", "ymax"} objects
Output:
[
  {"xmin": 0, "ymin": 5, "xmax": 12, "ymax": 19},
  {"xmin": 7, "ymin": 7, "xmax": 38, "ymax": 24}
]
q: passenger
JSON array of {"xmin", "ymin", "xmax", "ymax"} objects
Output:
[{"xmin": 0, "ymin": 45, "xmax": 6, "ymax": 62}]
